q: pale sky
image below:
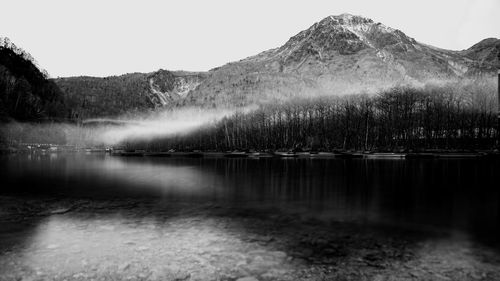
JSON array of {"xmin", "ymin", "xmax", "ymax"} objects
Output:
[{"xmin": 1, "ymin": 0, "xmax": 499, "ymax": 77}]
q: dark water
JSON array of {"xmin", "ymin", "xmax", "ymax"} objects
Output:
[{"xmin": 1, "ymin": 153, "xmax": 499, "ymax": 242}]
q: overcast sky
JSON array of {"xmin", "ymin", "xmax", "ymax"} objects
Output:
[{"xmin": 1, "ymin": 0, "xmax": 499, "ymax": 77}]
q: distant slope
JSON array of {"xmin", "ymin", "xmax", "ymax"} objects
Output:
[
  {"xmin": 459, "ymin": 38, "xmax": 500, "ymax": 70},
  {"xmin": 0, "ymin": 37, "xmax": 67, "ymax": 121},
  {"xmin": 55, "ymin": 70, "xmax": 207, "ymax": 119}
]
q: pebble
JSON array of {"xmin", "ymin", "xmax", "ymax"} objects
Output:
[
  {"xmin": 50, "ymin": 208, "xmax": 71, "ymax": 214},
  {"xmin": 236, "ymin": 260, "xmax": 247, "ymax": 267},
  {"xmin": 98, "ymin": 225, "xmax": 115, "ymax": 231},
  {"xmin": 269, "ymin": 251, "xmax": 287, "ymax": 259},
  {"xmin": 236, "ymin": 277, "xmax": 259, "ymax": 281},
  {"xmin": 119, "ymin": 263, "xmax": 131, "ymax": 271},
  {"xmin": 261, "ymin": 269, "xmax": 288, "ymax": 278}
]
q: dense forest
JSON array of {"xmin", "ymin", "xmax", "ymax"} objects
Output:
[
  {"xmin": 0, "ymin": 38, "xmax": 67, "ymax": 121},
  {"xmin": 56, "ymin": 74, "xmax": 156, "ymax": 119},
  {"xmin": 56, "ymin": 70, "xmax": 207, "ymax": 119},
  {"xmin": 137, "ymin": 78, "xmax": 498, "ymax": 151}
]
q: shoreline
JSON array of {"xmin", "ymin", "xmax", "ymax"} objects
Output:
[{"xmin": 2, "ymin": 146, "xmax": 500, "ymax": 160}]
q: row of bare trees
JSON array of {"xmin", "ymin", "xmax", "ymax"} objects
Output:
[{"xmin": 141, "ymin": 81, "xmax": 498, "ymax": 151}]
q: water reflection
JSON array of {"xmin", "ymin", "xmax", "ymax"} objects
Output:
[
  {"xmin": 1, "ymin": 154, "xmax": 223, "ymax": 199},
  {"xmin": 1, "ymin": 154, "xmax": 499, "ymax": 238},
  {"xmin": 1, "ymin": 154, "xmax": 500, "ymax": 279}
]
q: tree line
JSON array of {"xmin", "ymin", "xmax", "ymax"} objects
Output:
[{"xmin": 139, "ymin": 79, "xmax": 499, "ymax": 151}]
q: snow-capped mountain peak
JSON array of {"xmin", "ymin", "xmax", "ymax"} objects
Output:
[{"xmin": 253, "ymin": 13, "xmax": 420, "ymax": 69}]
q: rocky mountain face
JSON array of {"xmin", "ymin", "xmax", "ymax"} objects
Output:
[
  {"xmin": 182, "ymin": 14, "xmax": 499, "ymax": 107},
  {"xmin": 0, "ymin": 37, "xmax": 67, "ymax": 121},
  {"xmin": 56, "ymin": 70, "xmax": 206, "ymax": 119},
  {"xmin": 147, "ymin": 70, "xmax": 205, "ymax": 106}
]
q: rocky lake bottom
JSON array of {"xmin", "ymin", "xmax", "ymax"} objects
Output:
[{"xmin": 0, "ymin": 196, "xmax": 499, "ymax": 281}]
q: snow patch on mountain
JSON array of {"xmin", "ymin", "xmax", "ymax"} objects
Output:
[
  {"xmin": 376, "ymin": 50, "xmax": 393, "ymax": 62},
  {"xmin": 447, "ymin": 60, "xmax": 469, "ymax": 76},
  {"xmin": 173, "ymin": 77, "xmax": 202, "ymax": 97},
  {"xmin": 146, "ymin": 72, "xmax": 205, "ymax": 107},
  {"xmin": 329, "ymin": 14, "xmax": 376, "ymax": 48},
  {"xmin": 148, "ymin": 78, "xmax": 178, "ymax": 106}
]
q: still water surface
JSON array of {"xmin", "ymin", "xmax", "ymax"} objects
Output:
[{"xmin": 1, "ymin": 153, "xmax": 499, "ymax": 240}]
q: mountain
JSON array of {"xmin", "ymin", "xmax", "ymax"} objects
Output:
[
  {"xmin": 182, "ymin": 14, "xmax": 498, "ymax": 107},
  {"xmin": 55, "ymin": 14, "xmax": 500, "ymax": 115},
  {"xmin": 0, "ymin": 37, "xmax": 67, "ymax": 121},
  {"xmin": 459, "ymin": 38, "xmax": 500, "ymax": 70},
  {"xmin": 56, "ymin": 70, "xmax": 206, "ymax": 119}
]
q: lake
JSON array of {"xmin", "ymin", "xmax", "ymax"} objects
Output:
[
  {"xmin": 1, "ymin": 153, "xmax": 499, "ymax": 239},
  {"xmin": 0, "ymin": 153, "xmax": 499, "ymax": 280}
]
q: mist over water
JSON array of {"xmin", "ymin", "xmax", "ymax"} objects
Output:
[
  {"xmin": 94, "ymin": 105, "xmax": 259, "ymax": 145},
  {"xmin": 0, "ymin": 105, "xmax": 259, "ymax": 147}
]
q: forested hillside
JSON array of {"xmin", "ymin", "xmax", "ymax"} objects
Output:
[
  {"xmin": 56, "ymin": 70, "xmax": 207, "ymax": 119},
  {"xmin": 460, "ymin": 38, "xmax": 500, "ymax": 70},
  {"xmin": 0, "ymin": 37, "xmax": 67, "ymax": 121}
]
